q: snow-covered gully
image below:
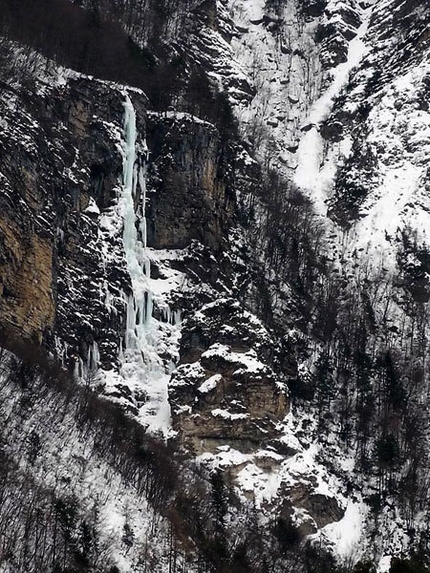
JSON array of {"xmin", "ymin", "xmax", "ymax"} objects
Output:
[{"xmin": 294, "ymin": 3, "xmax": 373, "ymax": 214}]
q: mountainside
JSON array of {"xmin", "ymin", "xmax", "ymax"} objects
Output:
[{"xmin": 0, "ymin": 0, "xmax": 430, "ymax": 571}]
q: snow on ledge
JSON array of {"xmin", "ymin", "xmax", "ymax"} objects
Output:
[
  {"xmin": 211, "ymin": 408, "xmax": 249, "ymax": 420},
  {"xmin": 198, "ymin": 374, "xmax": 222, "ymax": 393}
]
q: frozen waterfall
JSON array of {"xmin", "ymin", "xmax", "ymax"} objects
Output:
[
  {"xmin": 118, "ymin": 94, "xmax": 181, "ymax": 436},
  {"xmin": 122, "ymin": 95, "xmax": 153, "ymax": 345}
]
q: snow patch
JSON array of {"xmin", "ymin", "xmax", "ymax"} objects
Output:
[{"xmin": 198, "ymin": 374, "xmax": 222, "ymax": 394}]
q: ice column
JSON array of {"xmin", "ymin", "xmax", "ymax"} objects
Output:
[{"xmin": 122, "ymin": 94, "xmax": 153, "ymax": 350}]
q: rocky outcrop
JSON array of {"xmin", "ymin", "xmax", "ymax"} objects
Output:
[
  {"xmin": 316, "ymin": 0, "xmax": 362, "ymax": 68},
  {"xmin": 169, "ymin": 299, "xmax": 290, "ymax": 454},
  {"xmin": 278, "ymin": 483, "xmax": 345, "ymax": 536}
]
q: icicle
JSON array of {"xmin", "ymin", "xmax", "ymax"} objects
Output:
[
  {"xmin": 104, "ymin": 280, "xmax": 114, "ymax": 314},
  {"xmin": 92, "ymin": 341, "xmax": 100, "ymax": 370},
  {"xmin": 161, "ymin": 306, "xmax": 171, "ymax": 325},
  {"xmin": 126, "ymin": 292, "xmax": 137, "ymax": 349},
  {"xmin": 118, "ymin": 335, "xmax": 124, "ymax": 360},
  {"xmin": 138, "ymin": 298, "xmax": 145, "ymax": 327},
  {"xmin": 132, "ymin": 163, "xmax": 139, "ymax": 199},
  {"xmin": 123, "ymin": 98, "xmax": 137, "ymax": 193}
]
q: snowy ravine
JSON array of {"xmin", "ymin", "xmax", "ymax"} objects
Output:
[
  {"xmin": 103, "ymin": 94, "xmax": 183, "ymax": 437},
  {"xmin": 294, "ymin": 3, "xmax": 373, "ymax": 214}
]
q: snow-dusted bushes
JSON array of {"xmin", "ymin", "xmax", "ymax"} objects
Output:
[
  {"xmin": 0, "ymin": 0, "xmax": 185, "ymax": 109},
  {"xmin": 0, "ymin": 335, "xmax": 380, "ymax": 572}
]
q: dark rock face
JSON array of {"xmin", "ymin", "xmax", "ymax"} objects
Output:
[
  {"xmin": 146, "ymin": 113, "xmax": 235, "ymax": 251},
  {"xmin": 370, "ymin": 0, "xmax": 430, "ymax": 73},
  {"xmin": 51, "ymin": 79, "xmax": 139, "ymax": 369},
  {"xmin": 192, "ymin": 0, "xmax": 219, "ymax": 31},
  {"xmin": 0, "ymin": 213, "xmax": 54, "ymax": 344},
  {"xmin": 298, "ymin": 0, "xmax": 327, "ymax": 19},
  {"xmin": 319, "ymin": 119, "xmax": 344, "ymax": 142},
  {"xmin": 279, "ymin": 483, "xmax": 345, "ymax": 536}
]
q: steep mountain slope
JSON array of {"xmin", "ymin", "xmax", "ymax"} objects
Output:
[{"xmin": 0, "ymin": 0, "xmax": 430, "ymax": 571}]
